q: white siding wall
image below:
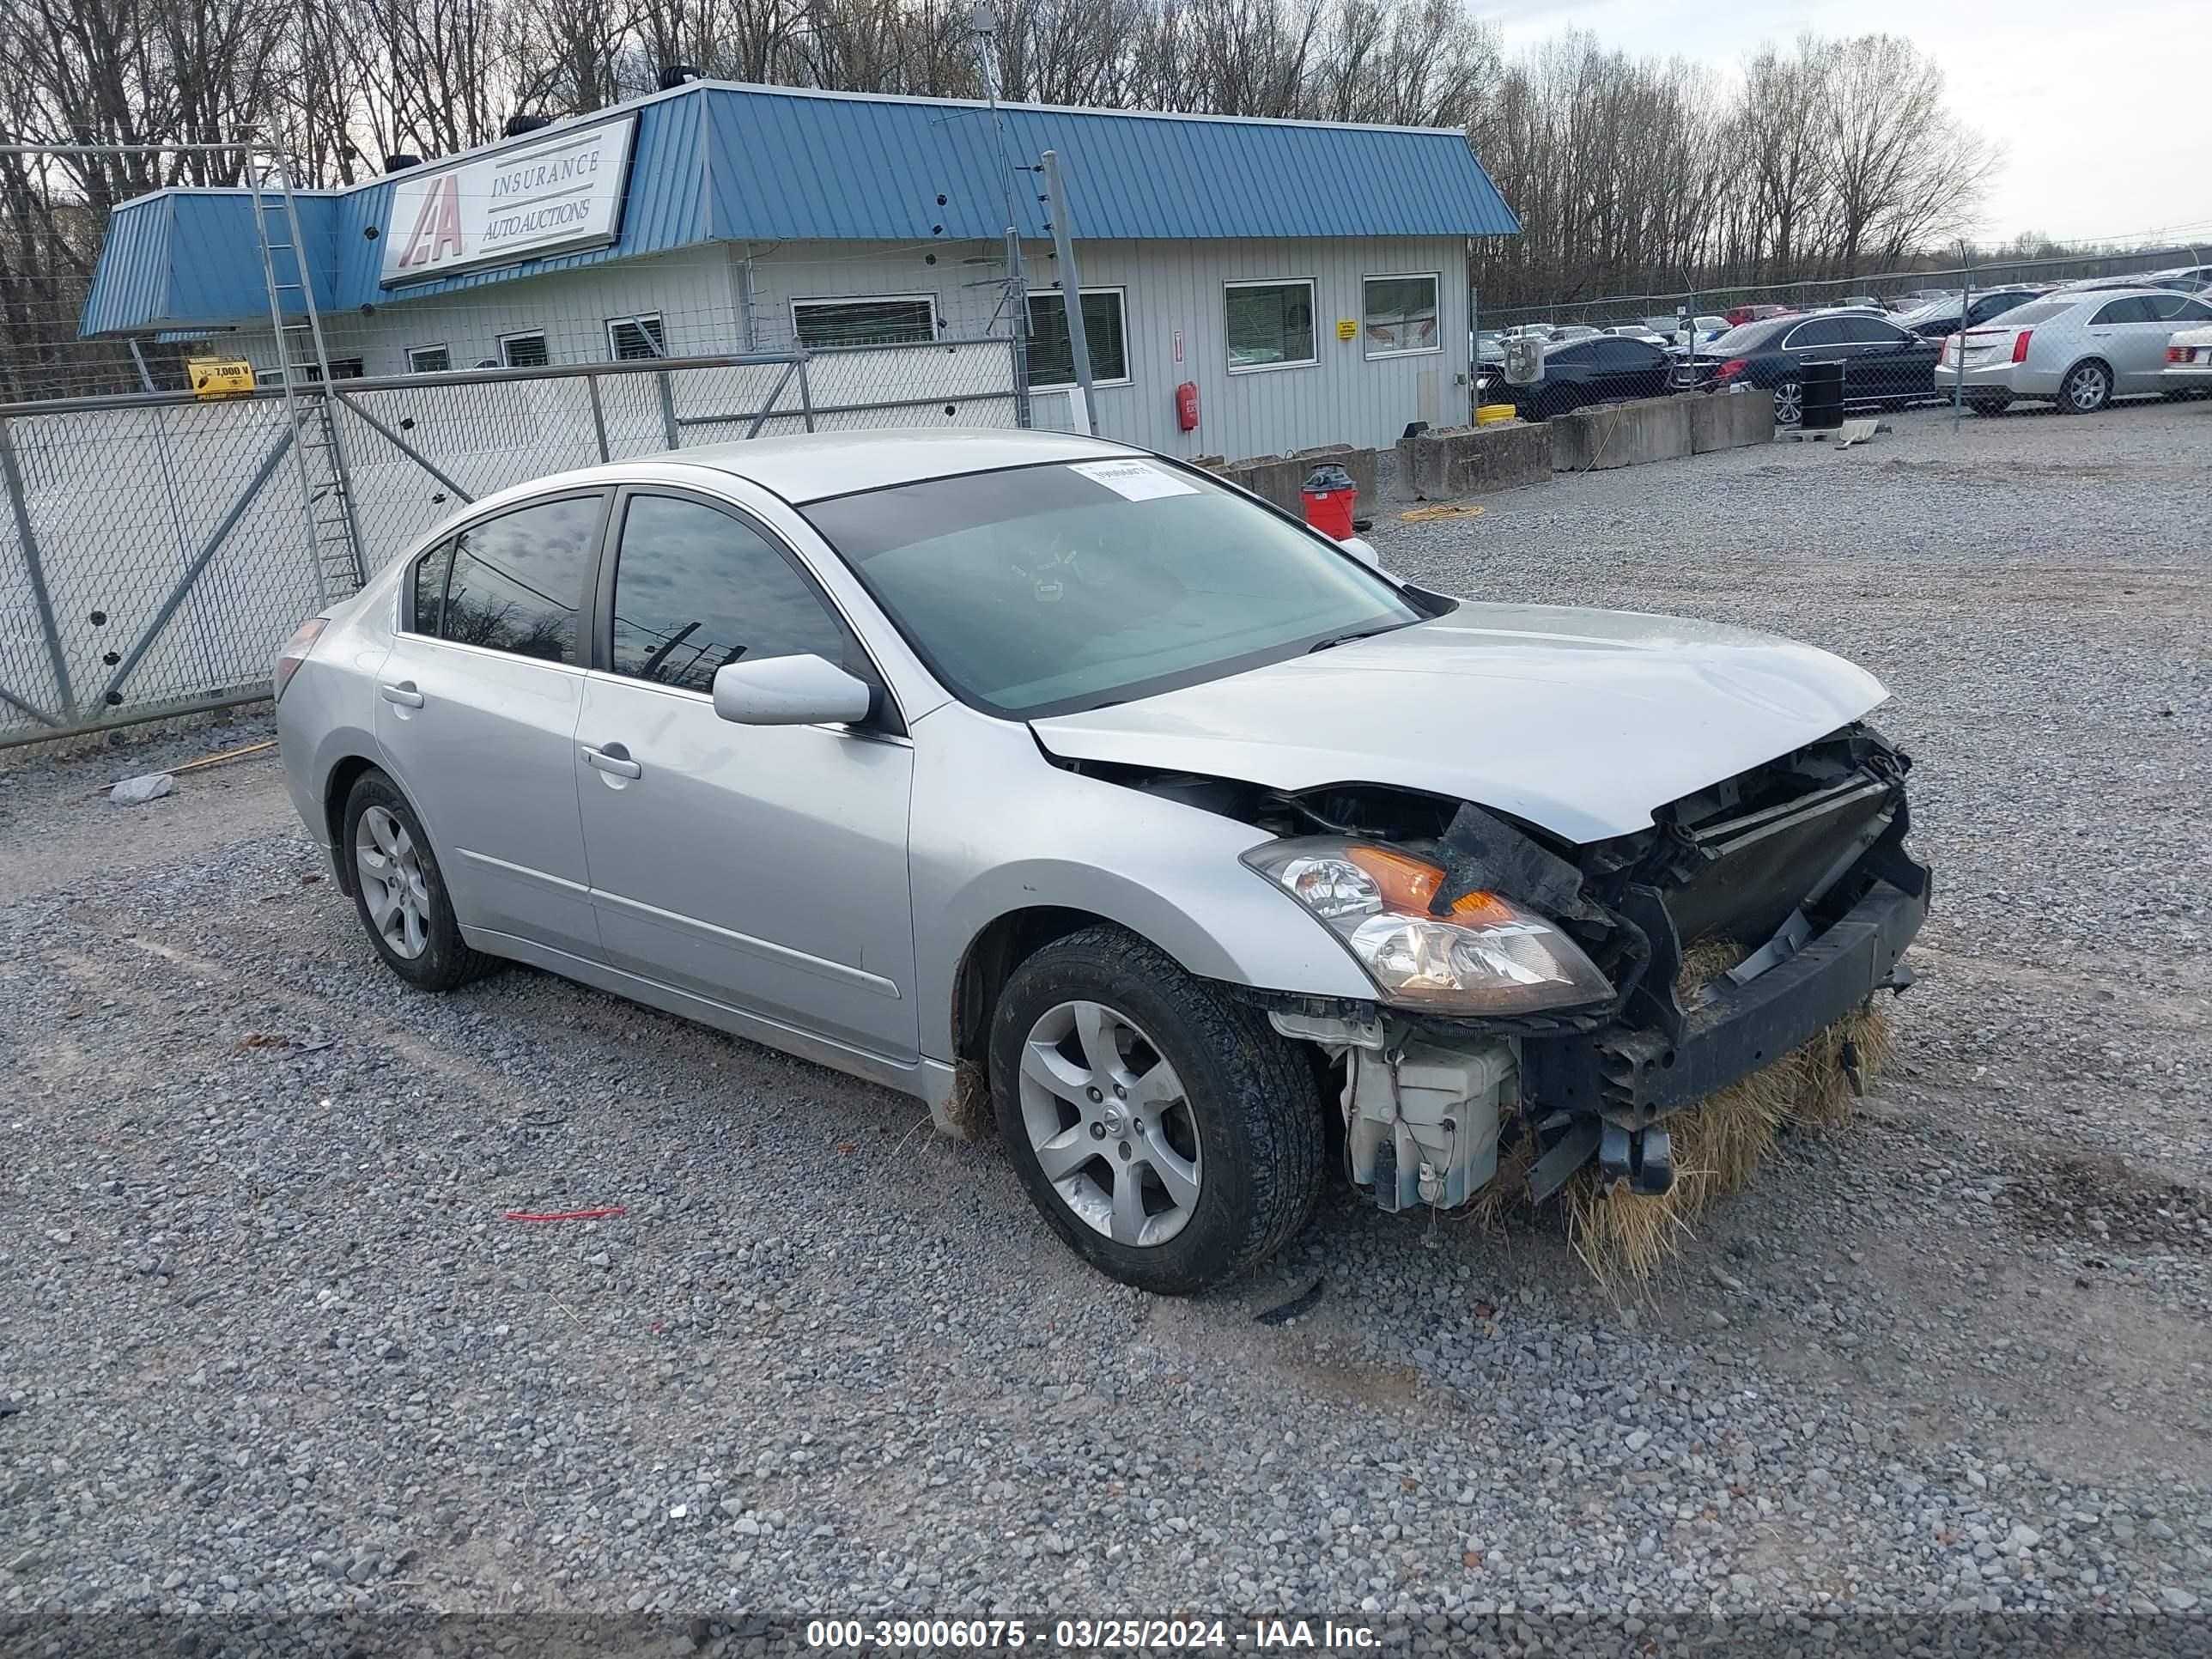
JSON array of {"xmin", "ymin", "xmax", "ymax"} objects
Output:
[{"xmin": 217, "ymin": 234, "xmax": 1471, "ymax": 459}]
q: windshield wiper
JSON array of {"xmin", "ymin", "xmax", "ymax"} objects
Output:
[{"xmin": 1306, "ymin": 626, "xmax": 1398, "ymax": 654}]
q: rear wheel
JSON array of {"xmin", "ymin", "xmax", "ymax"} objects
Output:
[
  {"xmin": 2057, "ymin": 360, "xmax": 2112, "ymax": 414},
  {"xmin": 1771, "ymin": 377, "xmax": 1804, "ymax": 425},
  {"xmin": 343, "ymin": 769, "xmax": 501, "ymax": 992},
  {"xmin": 990, "ymin": 926, "xmax": 1325, "ymax": 1295}
]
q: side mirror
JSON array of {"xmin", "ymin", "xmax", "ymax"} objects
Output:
[
  {"xmin": 711, "ymin": 653, "xmax": 872, "ymax": 726},
  {"xmin": 1340, "ymin": 536, "xmax": 1382, "ymax": 569}
]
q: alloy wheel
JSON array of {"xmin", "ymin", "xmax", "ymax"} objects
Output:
[
  {"xmin": 1016, "ymin": 999, "xmax": 1203, "ymax": 1248},
  {"xmin": 1772, "ymin": 379, "xmax": 1804, "ymax": 424},
  {"xmin": 355, "ymin": 804, "xmax": 430, "ymax": 959},
  {"xmin": 2063, "ymin": 363, "xmax": 2109, "ymax": 413}
]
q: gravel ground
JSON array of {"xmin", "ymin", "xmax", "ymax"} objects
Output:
[{"xmin": 2, "ymin": 400, "xmax": 2209, "ymax": 1655}]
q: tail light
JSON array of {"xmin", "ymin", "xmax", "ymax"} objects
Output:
[
  {"xmin": 2012, "ymin": 330, "xmax": 2033, "ymax": 364},
  {"xmin": 2169, "ymin": 345, "xmax": 2191, "ymax": 363},
  {"xmin": 273, "ymin": 617, "xmax": 327, "ymax": 702},
  {"xmin": 1714, "ymin": 358, "xmax": 1748, "ymax": 382}
]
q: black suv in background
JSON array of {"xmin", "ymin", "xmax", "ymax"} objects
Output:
[{"xmin": 1896, "ymin": 286, "xmax": 2045, "ymax": 340}]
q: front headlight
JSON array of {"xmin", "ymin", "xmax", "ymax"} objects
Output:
[{"xmin": 1243, "ymin": 836, "xmax": 1613, "ymax": 1014}]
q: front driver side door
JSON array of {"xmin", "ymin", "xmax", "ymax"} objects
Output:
[{"xmin": 572, "ymin": 489, "xmax": 919, "ymax": 1064}]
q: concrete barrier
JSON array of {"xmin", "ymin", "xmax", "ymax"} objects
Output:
[
  {"xmin": 1393, "ymin": 422, "xmax": 1553, "ymax": 500},
  {"xmin": 1206, "ymin": 446, "xmax": 1378, "ymax": 517},
  {"xmin": 1548, "ymin": 397, "xmax": 1692, "ymax": 471},
  {"xmin": 1688, "ymin": 387, "xmax": 1776, "ymax": 453}
]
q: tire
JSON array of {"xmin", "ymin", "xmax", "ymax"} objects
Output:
[
  {"xmin": 1771, "ymin": 378, "xmax": 1804, "ymax": 425},
  {"xmin": 1966, "ymin": 394, "xmax": 2011, "ymax": 417},
  {"xmin": 989, "ymin": 925, "xmax": 1325, "ymax": 1295},
  {"xmin": 341, "ymin": 768, "xmax": 501, "ymax": 992},
  {"xmin": 2056, "ymin": 359, "xmax": 2112, "ymax": 415}
]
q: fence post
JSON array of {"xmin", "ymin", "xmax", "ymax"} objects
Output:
[
  {"xmin": 656, "ymin": 371, "xmax": 680, "ymax": 451},
  {"xmin": 1954, "ymin": 241, "xmax": 1972, "ymax": 429},
  {"xmin": 797, "ymin": 356, "xmax": 817, "ymax": 433},
  {"xmin": 0, "ymin": 414, "xmax": 76, "ymax": 718},
  {"xmin": 586, "ymin": 374, "xmax": 611, "ymax": 463}
]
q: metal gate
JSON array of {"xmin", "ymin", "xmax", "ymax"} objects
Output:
[{"xmin": 0, "ymin": 339, "xmax": 1024, "ymax": 747}]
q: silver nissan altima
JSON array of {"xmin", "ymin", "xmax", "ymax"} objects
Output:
[{"xmin": 274, "ymin": 429, "xmax": 1928, "ymax": 1293}]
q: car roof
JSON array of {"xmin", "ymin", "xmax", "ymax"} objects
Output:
[{"xmin": 469, "ymin": 428, "xmax": 1142, "ymax": 513}]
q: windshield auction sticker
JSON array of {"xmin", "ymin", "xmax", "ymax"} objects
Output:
[{"xmin": 1068, "ymin": 458, "xmax": 1200, "ymax": 501}]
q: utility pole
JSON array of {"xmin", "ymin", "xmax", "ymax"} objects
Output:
[
  {"xmin": 973, "ymin": 3, "xmax": 1031, "ymax": 427},
  {"xmin": 1038, "ymin": 149, "xmax": 1097, "ymax": 436}
]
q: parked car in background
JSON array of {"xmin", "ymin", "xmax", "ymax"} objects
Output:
[
  {"xmin": 1724, "ymin": 302, "xmax": 1793, "ymax": 327},
  {"xmin": 1936, "ymin": 287, "xmax": 2212, "ymax": 414},
  {"xmin": 1601, "ymin": 325, "xmax": 1669, "ymax": 344},
  {"xmin": 2146, "ymin": 264, "xmax": 2212, "ymax": 293},
  {"xmin": 1893, "ymin": 289, "xmax": 1954, "ymax": 311},
  {"xmin": 1834, "ymin": 295, "xmax": 1882, "ymax": 311},
  {"xmin": 1487, "ymin": 334, "xmax": 1672, "ymax": 419},
  {"xmin": 1678, "ymin": 311, "xmax": 1942, "ymax": 423},
  {"xmin": 1550, "ymin": 324, "xmax": 1601, "ymax": 342},
  {"xmin": 1897, "ymin": 286, "xmax": 2045, "ymax": 340},
  {"xmin": 270, "ymin": 429, "xmax": 1929, "ymax": 1292},
  {"xmin": 2162, "ymin": 321, "xmax": 2212, "ymax": 392}
]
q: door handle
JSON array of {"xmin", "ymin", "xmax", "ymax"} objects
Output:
[
  {"xmin": 379, "ymin": 682, "xmax": 423, "ymax": 708},
  {"xmin": 582, "ymin": 744, "xmax": 642, "ymax": 780}
]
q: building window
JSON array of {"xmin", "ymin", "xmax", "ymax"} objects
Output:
[
  {"xmin": 1225, "ymin": 280, "xmax": 1316, "ymax": 372},
  {"xmin": 1363, "ymin": 274, "xmax": 1440, "ymax": 357},
  {"xmin": 406, "ymin": 344, "xmax": 451, "ymax": 374},
  {"xmin": 1024, "ymin": 289, "xmax": 1130, "ymax": 387},
  {"xmin": 301, "ymin": 358, "xmax": 364, "ymax": 381},
  {"xmin": 792, "ymin": 296, "xmax": 938, "ymax": 349},
  {"xmin": 500, "ymin": 331, "xmax": 550, "ymax": 368},
  {"xmin": 607, "ymin": 314, "xmax": 666, "ymax": 361}
]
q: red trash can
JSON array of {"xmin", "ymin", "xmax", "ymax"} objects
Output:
[{"xmin": 1300, "ymin": 463, "xmax": 1358, "ymax": 540}]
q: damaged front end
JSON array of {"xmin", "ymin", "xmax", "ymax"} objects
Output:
[{"xmin": 1232, "ymin": 723, "xmax": 1929, "ymax": 1216}]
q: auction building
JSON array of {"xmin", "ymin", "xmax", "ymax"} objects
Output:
[{"xmin": 79, "ymin": 80, "xmax": 1518, "ymax": 459}]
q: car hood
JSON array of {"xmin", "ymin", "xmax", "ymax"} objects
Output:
[{"xmin": 1029, "ymin": 604, "xmax": 1888, "ymax": 844}]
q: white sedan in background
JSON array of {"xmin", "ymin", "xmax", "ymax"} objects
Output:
[{"xmin": 2163, "ymin": 323, "xmax": 2212, "ymax": 389}]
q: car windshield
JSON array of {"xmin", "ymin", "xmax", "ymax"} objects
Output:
[
  {"xmin": 1704, "ymin": 319, "xmax": 1786, "ymax": 355},
  {"xmin": 802, "ymin": 459, "xmax": 1428, "ymax": 719}
]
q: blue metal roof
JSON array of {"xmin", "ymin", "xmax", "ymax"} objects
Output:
[{"xmin": 82, "ymin": 82, "xmax": 1516, "ymax": 337}]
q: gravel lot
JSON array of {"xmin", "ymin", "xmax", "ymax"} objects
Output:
[{"xmin": 3, "ymin": 398, "xmax": 2209, "ymax": 1653}]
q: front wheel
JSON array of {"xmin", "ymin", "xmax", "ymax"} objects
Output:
[
  {"xmin": 990, "ymin": 926, "xmax": 1325, "ymax": 1295},
  {"xmin": 1771, "ymin": 378, "xmax": 1804, "ymax": 425}
]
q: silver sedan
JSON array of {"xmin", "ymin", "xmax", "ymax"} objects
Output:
[{"xmin": 275, "ymin": 432, "xmax": 1929, "ymax": 1292}]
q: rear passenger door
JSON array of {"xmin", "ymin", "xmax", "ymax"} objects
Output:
[
  {"xmin": 373, "ymin": 491, "xmax": 610, "ymax": 960},
  {"xmin": 2084, "ymin": 296, "xmax": 2169, "ymax": 389}
]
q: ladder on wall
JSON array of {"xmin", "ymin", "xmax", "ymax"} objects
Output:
[{"xmin": 247, "ymin": 148, "xmax": 366, "ymax": 600}]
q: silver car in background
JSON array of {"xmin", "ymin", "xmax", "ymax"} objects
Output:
[
  {"xmin": 274, "ymin": 432, "xmax": 1929, "ymax": 1293},
  {"xmin": 1936, "ymin": 286, "xmax": 2212, "ymax": 413}
]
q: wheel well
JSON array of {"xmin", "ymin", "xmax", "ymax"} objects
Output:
[
  {"xmin": 322, "ymin": 754, "xmax": 380, "ymax": 894},
  {"xmin": 949, "ymin": 907, "xmax": 1115, "ymax": 1074}
]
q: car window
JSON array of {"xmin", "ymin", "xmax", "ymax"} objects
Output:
[
  {"xmin": 1547, "ymin": 341, "xmax": 1596, "ymax": 366},
  {"xmin": 802, "ymin": 459, "xmax": 1425, "ymax": 720},
  {"xmin": 2138, "ymin": 292, "xmax": 2206, "ymax": 321},
  {"xmin": 607, "ymin": 495, "xmax": 851, "ymax": 693},
  {"xmin": 405, "ymin": 538, "xmax": 453, "ymax": 635},
  {"xmin": 1837, "ymin": 316, "xmax": 1906, "ymax": 344},
  {"xmin": 2172, "ymin": 296, "xmax": 2212, "ymax": 323},
  {"xmin": 1783, "ymin": 318, "xmax": 1847, "ymax": 349},
  {"xmin": 2090, "ymin": 297, "xmax": 2158, "ymax": 325},
  {"xmin": 1703, "ymin": 319, "xmax": 1787, "ymax": 355},
  {"xmin": 438, "ymin": 495, "xmax": 601, "ymax": 664},
  {"xmin": 1597, "ymin": 338, "xmax": 1662, "ymax": 368},
  {"xmin": 1989, "ymin": 299, "xmax": 2072, "ymax": 329}
]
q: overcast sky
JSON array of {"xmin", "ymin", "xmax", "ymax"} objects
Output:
[{"xmin": 1486, "ymin": 0, "xmax": 2209, "ymax": 252}]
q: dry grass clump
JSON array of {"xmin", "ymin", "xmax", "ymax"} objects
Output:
[{"xmin": 1478, "ymin": 939, "xmax": 1892, "ymax": 1285}]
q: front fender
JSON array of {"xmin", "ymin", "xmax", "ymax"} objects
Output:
[{"xmin": 907, "ymin": 705, "xmax": 1374, "ymax": 1063}]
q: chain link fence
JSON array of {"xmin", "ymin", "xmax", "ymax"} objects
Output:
[{"xmin": 0, "ymin": 337, "xmax": 1030, "ymax": 747}]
